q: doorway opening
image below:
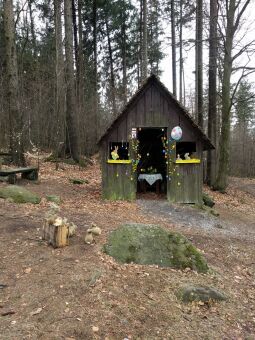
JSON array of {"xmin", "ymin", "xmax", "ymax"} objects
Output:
[{"xmin": 137, "ymin": 127, "xmax": 167, "ymax": 198}]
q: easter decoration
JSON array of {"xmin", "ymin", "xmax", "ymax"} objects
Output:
[
  {"xmin": 130, "ymin": 134, "xmax": 140, "ymax": 181},
  {"xmin": 111, "ymin": 145, "xmax": 119, "ymax": 160},
  {"xmin": 84, "ymin": 223, "xmax": 102, "ymax": 244},
  {"xmin": 170, "ymin": 126, "xmax": 182, "ymax": 141},
  {"xmin": 167, "ymin": 126, "xmax": 182, "ymax": 184}
]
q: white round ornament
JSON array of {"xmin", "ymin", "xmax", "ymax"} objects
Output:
[{"xmin": 171, "ymin": 126, "xmax": 182, "ymax": 141}]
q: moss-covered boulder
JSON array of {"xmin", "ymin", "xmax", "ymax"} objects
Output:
[
  {"xmin": 177, "ymin": 285, "xmax": 227, "ymax": 303},
  {"xmin": 104, "ymin": 223, "xmax": 208, "ymax": 273},
  {"xmin": 46, "ymin": 195, "xmax": 61, "ymax": 204},
  {"xmin": 203, "ymin": 193, "xmax": 215, "ymax": 208},
  {"xmin": 69, "ymin": 178, "xmax": 89, "ymax": 185},
  {"xmin": 0, "ymin": 185, "xmax": 41, "ymax": 204}
]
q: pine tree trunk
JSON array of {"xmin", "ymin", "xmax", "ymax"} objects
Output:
[
  {"xmin": 64, "ymin": 0, "xmax": 80, "ymax": 161},
  {"xmin": 171, "ymin": 0, "xmax": 177, "ymax": 98},
  {"xmin": 3, "ymin": 0, "xmax": 25, "ymax": 166},
  {"xmin": 122, "ymin": 19, "xmax": 127, "ymax": 104},
  {"xmin": 54, "ymin": 0, "xmax": 65, "ymax": 152},
  {"xmin": 72, "ymin": 0, "xmax": 79, "ymax": 73},
  {"xmin": 195, "ymin": 0, "xmax": 204, "ymax": 129},
  {"xmin": 206, "ymin": 0, "xmax": 218, "ymax": 186},
  {"xmin": 179, "ymin": 0, "xmax": 183, "ymax": 103},
  {"xmin": 141, "ymin": 0, "xmax": 148, "ymax": 82},
  {"xmin": 77, "ymin": 0, "xmax": 85, "ymax": 107},
  {"xmin": 106, "ymin": 18, "xmax": 117, "ymax": 117}
]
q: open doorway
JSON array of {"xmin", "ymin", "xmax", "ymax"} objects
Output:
[{"xmin": 137, "ymin": 128, "xmax": 167, "ymax": 198}]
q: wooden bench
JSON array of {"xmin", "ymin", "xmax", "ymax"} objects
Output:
[{"xmin": 0, "ymin": 167, "xmax": 39, "ymax": 184}]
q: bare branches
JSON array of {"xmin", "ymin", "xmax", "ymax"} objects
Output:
[
  {"xmin": 15, "ymin": 0, "xmax": 28, "ymax": 28},
  {"xmin": 232, "ymin": 40, "xmax": 255, "ymax": 61},
  {"xmin": 234, "ymin": 0, "xmax": 251, "ymax": 32}
]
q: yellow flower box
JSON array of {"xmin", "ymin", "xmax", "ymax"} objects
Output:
[
  {"xmin": 175, "ymin": 159, "xmax": 201, "ymax": 164},
  {"xmin": 107, "ymin": 160, "xmax": 132, "ymax": 164}
]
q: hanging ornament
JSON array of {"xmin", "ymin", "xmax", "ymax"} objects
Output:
[{"xmin": 171, "ymin": 126, "xmax": 182, "ymax": 141}]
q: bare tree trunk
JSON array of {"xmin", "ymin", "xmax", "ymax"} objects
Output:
[
  {"xmin": 64, "ymin": 0, "xmax": 79, "ymax": 161},
  {"xmin": 122, "ymin": 18, "xmax": 127, "ymax": 104},
  {"xmin": 3, "ymin": 0, "xmax": 25, "ymax": 166},
  {"xmin": 179, "ymin": 0, "xmax": 183, "ymax": 103},
  {"xmin": 195, "ymin": 0, "xmax": 203, "ymax": 128},
  {"xmin": 54, "ymin": 0, "xmax": 65, "ymax": 152},
  {"xmin": 141, "ymin": 0, "xmax": 148, "ymax": 82},
  {"xmin": 72, "ymin": 0, "xmax": 79, "ymax": 73},
  {"xmin": 206, "ymin": 0, "xmax": 218, "ymax": 186},
  {"xmin": 138, "ymin": 0, "xmax": 143, "ymax": 86},
  {"xmin": 171, "ymin": 0, "xmax": 177, "ymax": 98},
  {"xmin": 77, "ymin": 0, "xmax": 85, "ymax": 105},
  {"xmin": 105, "ymin": 18, "xmax": 117, "ymax": 116},
  {"xmin": 214, "ymin": 0, "xmax": 235, "ymax": 191},
  {"xmin": 84, "ymin": 0, "xmax": 98, "ymax": 155},
  {"xmin": 215, "ymin": 0, "xmax": 251, "ymax": 191},
  {"xmin": 28, "ymin": 0, "xmax": 37, "ymax": 58}
]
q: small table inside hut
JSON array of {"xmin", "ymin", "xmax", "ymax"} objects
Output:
[{"xmin": 138, "ymin": 173, "xmax": 163, "ymax": 194}]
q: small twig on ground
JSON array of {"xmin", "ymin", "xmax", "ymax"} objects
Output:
[{"xmin": 1, "ymin": 310, "xmax": 16, "ymax": 316}]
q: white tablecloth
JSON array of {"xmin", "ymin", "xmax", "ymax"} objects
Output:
[{"xmin": 138, "ymin": 174, "xmax": 163, "ymax": 186}]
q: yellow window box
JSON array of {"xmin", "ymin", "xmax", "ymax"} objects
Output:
[
  {"xmin": 175, "ymin": 159, "xmax": 201, "ymax": 164},
  {"xmin": 107, "ymin": 159, "xmax": 132, "ymax": 164}
]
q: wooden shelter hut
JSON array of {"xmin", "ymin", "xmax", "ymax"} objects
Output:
[{"xmin": 98, "ymin": 75, "xmax": 214, "ymax": 204}]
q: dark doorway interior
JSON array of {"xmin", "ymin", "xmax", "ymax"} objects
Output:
[{"xmin": 137, "ymin": 128, "xmax": 167, "ymax": 196}]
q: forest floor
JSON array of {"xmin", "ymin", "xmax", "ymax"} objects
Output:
[{"xmin": 0, "ymin": 157, "xmax": 255, "ymax": 340}]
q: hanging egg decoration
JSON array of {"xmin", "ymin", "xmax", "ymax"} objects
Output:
[{"xmin": 171, "ymin": 126, "xmax": 182, "ymax": 141}]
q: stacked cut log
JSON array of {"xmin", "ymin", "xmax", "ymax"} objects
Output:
[{"xmin": 42, "ymin": 216, "xmax": 70, "ymax": 248}]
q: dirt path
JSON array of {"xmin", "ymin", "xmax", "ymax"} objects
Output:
[{"xmin": 137, "ymin": 197, "xmax": 255, "ymax": 242}]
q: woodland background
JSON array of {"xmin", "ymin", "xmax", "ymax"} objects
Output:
[{"xmin": 0, "ymin": 0, "xmax": 255, "ymax": 191}]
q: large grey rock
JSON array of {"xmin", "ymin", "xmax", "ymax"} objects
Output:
[
  {"xmin": 177, "ymin": 285, "xmax": 227, "ymax": 303},
  {"xmin": 104, "ymin": 223, "xmax": 208, "ymax": 273},
  {"xmin": 0, "ymin": 185, "xmax": 41, "ymax": 204}
]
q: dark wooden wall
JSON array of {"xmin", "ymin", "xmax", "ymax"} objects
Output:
[{"xmin": 100, "ymin": 81, "xmax": 203, "ymax": 203}]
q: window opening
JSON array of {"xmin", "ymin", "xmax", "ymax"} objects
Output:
[{"xmin": 109, "ymin": 142, "xmax": 129, "ymax": 160}]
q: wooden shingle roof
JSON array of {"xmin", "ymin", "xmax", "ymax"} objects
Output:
[{"xmin": 98, "ymin": 74, "xmax": 214, "ymax": 150}]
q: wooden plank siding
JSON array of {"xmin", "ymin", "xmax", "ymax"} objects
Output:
[{"xmin": 100, "ymin": 77, "xmax": 213, "ymax": 203}]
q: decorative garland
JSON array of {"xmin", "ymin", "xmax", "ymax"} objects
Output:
[{"xmin": 130, "ymin": 136, "xmax": 140, "ymax": 181}]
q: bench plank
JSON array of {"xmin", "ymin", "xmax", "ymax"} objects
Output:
[
  {"xmin": 0, "ymin": 167, "xmax": 38, "ymax": 184},
  {"xmin": 0, "ymin": 167, "xmax": 38, "ymax": 175}
]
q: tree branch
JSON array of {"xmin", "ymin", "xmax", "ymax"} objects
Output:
[
  {"xmin": 234, "ymin": 0, "xmax": 251, "ymax": 32},
  {"xmin": 232, "ymin": 40, "xmax": 255, "ymax": 61}
]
